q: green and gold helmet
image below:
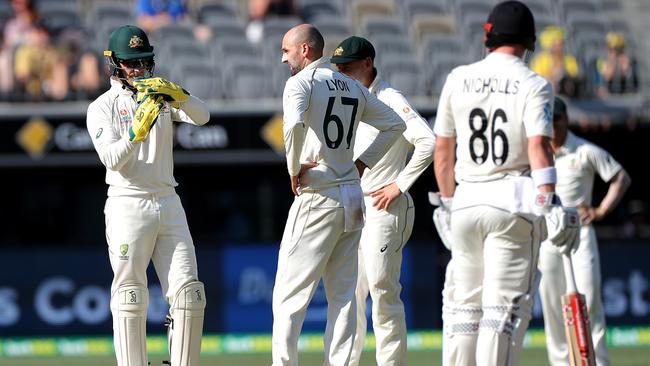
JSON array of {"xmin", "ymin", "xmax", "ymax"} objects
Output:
[{"xmin": 104, "ymin": 25, "xmax": 154, "ymax": 61}]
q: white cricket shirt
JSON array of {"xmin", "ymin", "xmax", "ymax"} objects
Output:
[
  {"xmin": 555, "ymin": 132, "xmax": 622, "ymax": 207},
  {"xmin": 282, "ymin": 57, "xmax": 406, "ymax": 191},
  {"xmin": 354, "ymin": 73, "xmax": 434, "ymax": 193},
  {"xmin": 434, "ymin": 52, "xmax": 554, "ymax": 183},
  {"xmin": 87, "ymin": 78, "xmax": 210, "ymax": 196}
]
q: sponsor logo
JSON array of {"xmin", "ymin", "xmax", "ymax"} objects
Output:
[
  {"xmin": 95, "ymin": 128, "xmax": 103, "ymax": 139},
  {"xmin": 119, "ymin": 109, "xmax": 128, "ymax": 116},
  {"xmin": 195, "ymin": 289, "xmax": 203, "ymax": 302},
  {"xmin": 128, "ymin": 290, "xmax": 137, "ymax": 303},
  {"xmin": 402, "ymin": 106, "xmax": 411, "ymax": 114},
  {"xmin": 119, "ymin": 244, "xmax": 129, "ymax": 260},
  {"xmin": 380, "ymin": 244, "xmax": 388, "ymax": 253}
]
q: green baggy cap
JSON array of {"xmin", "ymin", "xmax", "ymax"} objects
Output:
[{"xmin": 330, "ymin": 36, "xmax": 375, "ymax": 64}]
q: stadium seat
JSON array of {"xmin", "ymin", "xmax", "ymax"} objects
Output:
[
  {"xmin": 311, "ymin": 15, "xmax": 351, "ymax": 39},
  {"xmin": 195, "ymin": 1, "xmax": 239, "ymax": 25},
  {"xmin": 212, "ymin": 38, "xmax": 260, "ymax": 64},
  {"xmin": 208, "ymin": 18, "xmax": 247, "ymax": 40},
  {"xmin": 421, "ymin": 34, "xmax": 464, "ymax": 62},
  {"xmin": 380, "ymin": 56, "xmax": 426, "ymax": 97},
  {"xmin": 171, "ymin": 60, "xmax": 222, "ymax": 100},
  {"xmin": 370, "ymin": 34, "xmax": 414, "ymax": 59},
  {"xmin": 86, "ymin": 2, "xmax": 134, "ymax": 27},
  {"xmin": 223, "ymin": 59, "xmax": 272, "ymax": 99},
  {"xmin": 155, "ymin": 24, "xmax": 197, "ymax": 43},
  {"xmin": 362, "ymin": 16, "xmax": 407, "ymax": 38},
  {"xmin": 350, "ymin": 0, "xmax": 398, "ymax": 25},
  {"xmin": 262, "ymin": 16, "xmax": 302, "ymax": 42},
  {"xmin": 299, "ymin": 0, "xmax": 345, "ymax": 21},
  {"xmin": 411, "ymin": 14, "xmax": 457, "ymax": 45},
  {"xmin": 402, "ymin": 0, "xmax": 448, "ymax": 21}
]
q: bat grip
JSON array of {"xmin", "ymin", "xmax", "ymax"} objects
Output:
[{"xmin": 562, "ymin": 254, "xmax": 579, "ymax": 294}]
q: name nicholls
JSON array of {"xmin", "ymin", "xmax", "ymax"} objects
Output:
[{"xmin": 463, "ymin": 77, "xmax": 520, "ymax": 95}]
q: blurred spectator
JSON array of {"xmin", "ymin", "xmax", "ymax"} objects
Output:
[
  {"xmin": 13, "ymin": 20, "xmax": 69, "ymax": 101},
  {"xmin": 136, "ymin": 0, "xmax": 211, "ymax": 42},
  {"xmin": 246, "ymin": 0, "xmax": 300, "ymax": 43},
  {"xmin": 69, "ymin": 49, "xmax": 105, "ymax": 100},
  {"xmin": 593, "ymin": 32, "xmax": 639, "ymax": 98},
  {"xmin": 0, "ymin": 0, "xmax": 38, "ymax": 97},
  {"xmin": 531, "ymin": 26, "xmax": 582, "ymax": 98}
]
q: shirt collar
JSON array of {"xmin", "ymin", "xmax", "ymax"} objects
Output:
[
  {"xmin": 557, "ymin": 131, "xmax": 579, "ymax": 156},
  {"xmin": 368, "ymin": 70, "xmax": 382, "ymax": 95},
  {"xmin": 303, "ymin": 57, "xmax": 329, "ymax": 72},
  {"xmin": 110, "ymin": 77, "xmax": 135, "ymax": 97},
  {"xmin": 485, "ymin": 51, "xmax": 524, "ymax": 65}
]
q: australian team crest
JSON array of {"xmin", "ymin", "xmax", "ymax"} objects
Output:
[
  {"xmin": 333, "ymin": 47, "xmax": 344, "ymax": 56},
  {"xmin": 119, "ymin": 244, "xmax": 129, "ymax": 260},
  {"xmin": 129, "ymin": 35, "xmax": 144, "ymax": 49}
]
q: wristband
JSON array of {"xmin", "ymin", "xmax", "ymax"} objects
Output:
[
  {"xmin": 531, "ymin": 167, "xmax": 557, "ymax": 187},
  {"xmin": 535, "ymin": 192, "xmax": 562, "ymax": 209}
]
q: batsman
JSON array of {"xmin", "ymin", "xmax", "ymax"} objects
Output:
[{"xmin": 86, "ymin": 25, "xmax": 209, "ymax": 366}]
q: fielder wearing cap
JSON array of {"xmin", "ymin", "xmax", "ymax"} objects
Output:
[
  {"xmin": 87, "ymin": 24, "xmax": 210, "ymax": 366},
  {"xmin": 538, "ymin": 96, "xmax": 631, "ymax": 366},
  {"xmin": 332, "ymin": 35, "xmax": 435, "ymax": 366}
]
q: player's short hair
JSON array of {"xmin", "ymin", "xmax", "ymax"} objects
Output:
[
  {"xmin": 304, "ymin": 26, "xmax": 324, "ymax": 54},
  {"xmin": 484, "ymin": 0, "xmax": 536, "ymax": 51}
]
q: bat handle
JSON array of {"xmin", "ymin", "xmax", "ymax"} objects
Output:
[{"xmin": 562, "ymin": 254, "xmax": 579, "ymax": 294}]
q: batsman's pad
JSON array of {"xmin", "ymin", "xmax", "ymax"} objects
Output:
[
  {"xmin": 129, "ymin": 94, "xmax": 165, "ymax": 142},
  {"xmin": 168, "ymin": 281, "xmax": 206, "ymax": 366},
  {"xmin": 134, "ymin": 77, "xmax": 189, "ymax": 107},
  {"xmin": 111, "ymin": 284, "xmax": 148, "ymax": 366}
]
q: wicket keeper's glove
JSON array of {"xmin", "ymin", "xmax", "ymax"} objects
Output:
[
  {"xmin": 129, "ymin": 94, "xmax": 165, "ymax": 142},
  {"xmin": 134, "ymin": 77, "xmax": 189, "ymax": 108},
  {"xmin": 538, "ymin": 192, "xmax": 580, "ymax": 254},
  {"xmin": 429, "ymin": 192, "xmax": 453, "ymax": 251}
]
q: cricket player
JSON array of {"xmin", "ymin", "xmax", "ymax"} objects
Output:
[
  {"xmin": 539, "ymin": 97, "xmax": 631, "ymax": 366},
  {"xmin": 433, "ymin": 2, "xmax": 581, "ymax": 365},
  {"xmin": 86, "ymin": 25, "xmax": 208, "ymax": 366},
  {"xmin": 331, "ymin": 36, "xmax": 435, "ymax": 366},
  {"xmin": 273, "ymin": 24, "xmax": 406, "ymax": 366}
]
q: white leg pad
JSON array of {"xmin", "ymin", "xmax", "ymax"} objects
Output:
[
  {"xmin": 111, "ymin": 284, "xmax": 149, "ymax": 366},
  {"xmin": 168, "ymin": 281, "xmax": 206, "ymax": 366}
]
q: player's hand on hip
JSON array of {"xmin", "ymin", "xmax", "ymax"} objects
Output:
[
  {"xmin": 128, "ymin": 94, "xmax": 165, "ymax": 142},
  {"xmin": 539, "ymin": 193, "xmax": 580, "ymax": 254},
  {"xmin": 291, "ymin": 162, "xmax": 318, "ymax": 196},
  {"xmin": 577, "ymin": 201, "xmax": 604, "ymax": 225},
  {"xmin": 134, "ymin": 77, "xmax": 189, "ymax": 107},
  {"xmin": 370, "ymin": 182, "xmax": 401, "ymax": 210}
]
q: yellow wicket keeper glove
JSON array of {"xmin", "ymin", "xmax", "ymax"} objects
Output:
[
  {"xmin": 129, "ymin": 94, "xmax": 165, "ymax": 142},
  {"xmin": 134, "ymin": 77, "xmax": 189, "ymax": 108}
]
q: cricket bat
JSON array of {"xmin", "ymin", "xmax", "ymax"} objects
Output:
[{"xmin": 561, "ymin": 254, "xmax": 596, "ymax": 366}]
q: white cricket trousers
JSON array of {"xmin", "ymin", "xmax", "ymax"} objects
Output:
[
  {"xmin": 539, "ymin": 225, "xmax": 609, "ymax": 366},
  {"xmin": 104, "ymin": 190, "xmax": 200, "ymax": 355},
  {"xmin": 349, "ymin": 193, "xmax": 414, "ymax": 366},
  {"xmin": 272, "ymin": 186, "xmax": 362, "ymax": 366},
  {"xmin": 445, "ymin": 206, "xmax": 542, "ymax": 366}
]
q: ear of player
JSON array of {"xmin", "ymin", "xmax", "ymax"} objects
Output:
[
  {"xmin": 129, "ymin": 94, "xmax": 166, "ymax": 142},
  {"xmin": 135, "ymin": 77, "xmax": 189, "ymax": 108}
]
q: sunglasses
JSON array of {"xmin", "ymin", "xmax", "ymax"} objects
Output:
[{"xmin": 120, "ymin": 58, "xmax": 154, "ymax": 69}]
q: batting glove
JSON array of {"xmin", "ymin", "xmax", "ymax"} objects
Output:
[
  {"xmin": 429, "ymin": 192, "xmax": 453, "ymax": 251},
  {"xmin": 134, "ymin": 77, "xmax": 189, "ymax": 108},
  {"xmin": 129, "ymin": 94, "xmax": 165, "ymax": 142},
  {"xmin": 537, "ymin": 192, "xmax": 580, "ymax": 254}
]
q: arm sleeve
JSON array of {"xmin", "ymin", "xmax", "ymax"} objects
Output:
[
  {"xmin": 586, "ymin": 144, "xmax": 622, "ymax": 182},
  {"xmin": 86, "ymin": 101, "xmax": 138, "ymax": 171},
  {"xmin": 433, "ymin": 71, "xmax": 456, "ymax": 138},
  {"xmin": 282, "ymin": 76, "xmax": 309, "ymax": 177},
  {"xmin": 389, "ymin": 92, "xmax": 435, "ymax": 192},
  {"xmin": 171, "ymin": 95, "xmax": 210, "ymax": 126},
  {"xmin": 523, "ymin": 79, "xmax": 554, "ymax": 138},
  {"xmin": 356, "ymin": 86, "xmax": 406, "ymax": 169}
]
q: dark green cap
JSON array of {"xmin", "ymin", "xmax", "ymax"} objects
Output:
[
  {"xmin": 553, "ymin": 96, "xmax": 567, "ymax": 116},
  {"xmin": 104, "ymin": 25, "xmax": 154, "ymax": 61},
  {"xmin": 330, "ymin": 36, "xmax": 375, "ymax": 64}
]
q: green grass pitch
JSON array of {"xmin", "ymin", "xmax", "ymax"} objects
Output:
[{"xmin": 4, "ymin": 348, "xmax": 650, "ymax": 366}]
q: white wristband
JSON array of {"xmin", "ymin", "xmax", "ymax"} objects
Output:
[{"xmin": 531, "ymin": 167, "xmax": 557, "ymax": 187}]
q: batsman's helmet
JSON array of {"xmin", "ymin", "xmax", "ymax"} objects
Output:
[{"xmin": 484, "ymin": 1, "xmax": 536, "ymax": 51}]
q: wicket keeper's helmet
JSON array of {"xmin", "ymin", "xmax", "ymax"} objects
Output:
[
  {"xmin": 104, "ymin": 25, "xmax": 155, "ymax": 61},
  {"xmin": 484, "ymin": 0, "xmax": 536, "ymax": 51}
]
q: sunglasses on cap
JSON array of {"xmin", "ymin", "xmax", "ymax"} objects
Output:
[{"xmin": 119, "ymin": 58, "xmax": 154, "ymax": 69}]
